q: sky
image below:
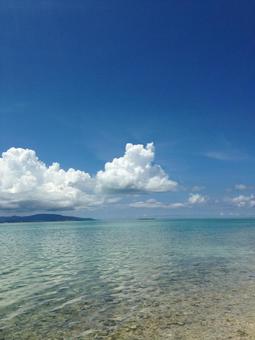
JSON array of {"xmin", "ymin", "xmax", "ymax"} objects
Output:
[{"xmin": 0, "ymin": 0, "xmax": 255, "ymax": 218}]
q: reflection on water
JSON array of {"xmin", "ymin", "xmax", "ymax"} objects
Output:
[{"xmin": 1, "ymin": 219, "xmax": 255, "ymax": 339}]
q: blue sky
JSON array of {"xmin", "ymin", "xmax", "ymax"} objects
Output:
[{"xmin": 0, "ymin": 0, "xmax": 255, "ymax": 217}]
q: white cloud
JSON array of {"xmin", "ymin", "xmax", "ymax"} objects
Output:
[
  {"xmin": 188, "ymin": 193, "xmax": 207, "ymax": 205},
  {"xmin": 96, "ymin": 143, "xmax": 178, "ymax": 193},
  {"xmin": 130, "ymin": 193, "xmax": 207, "ymax": 209},
  {"xmin": 0, "ymin": 147, "xmax": 97, "ymax": 212},
  {"xmin": 0, "ymin": 143, "xmax": 178, "ymax": 212},
  {"xmin": 204, "ymin": 151, "xmax": 246, "ymax": 161},
  {"xmin": 231, "ymin": 195, "xmax": 255, "ymax": 208},
  {"xmin": 130, "ymin": 199, "xmax": 185, "ymax": 209}
]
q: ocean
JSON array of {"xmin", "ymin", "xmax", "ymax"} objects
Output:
[{"xmin": 1, "ymin": 219, "xmax": 255, "ymax": 339}]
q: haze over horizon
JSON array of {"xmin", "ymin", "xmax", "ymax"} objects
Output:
[{"xmin": 1, "ymin": 0, "xmax": 255, "ymax": 218}]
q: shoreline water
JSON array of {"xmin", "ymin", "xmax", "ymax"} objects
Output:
[{"xmin": 1, "ymin": 219, "xmax": 255, "ymax": 339}]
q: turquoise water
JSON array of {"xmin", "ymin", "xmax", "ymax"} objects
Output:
[{"xmin": 1, "ymin": 219, "xmax": 255, "ymax": 339}]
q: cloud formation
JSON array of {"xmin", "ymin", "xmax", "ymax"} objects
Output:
[
  {"xmin": 130, "ymin": 199, "xmax": 185, "ymax": 209},
  {"xmin": 130, "ymin": 193, "xmax": 207, "ymax": 209},
  {"xmin": 0, "ymin": 147, "xmax": 96, "ymax": 212},
  {"xmin": 231, "ymin": 195, "xmax": 255, "ymax": 208},
  {"xmin": 188, "ymin": 193, "xmax": 207, "ymax": 205},
  {"xmin": 204, "ymin": 150, "xmax": 247, "ymax": 161},
  {"xmin": 0, "ymin": 143, "xmax": 178, "ymax": 212},
  {"xmin": 96, "ymin": 143, "xmax": 177, "ymax": 193},
  {"xmin": 235, "ymin": 184, "xmax": 247, "ymax": 191}
]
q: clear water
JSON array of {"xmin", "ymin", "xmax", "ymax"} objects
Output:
[{"xmin": 1, "ymin": 219, "xmax": 255, "ymax": 339}]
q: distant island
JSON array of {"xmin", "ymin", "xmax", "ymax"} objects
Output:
[{"xmin": 0, "ymin": 214, "xmax": 95, "ymax": 223}]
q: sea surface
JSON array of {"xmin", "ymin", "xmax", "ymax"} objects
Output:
[{"xmin": 1, "ymin": 219, "xmax": 255, "ymax": 339}]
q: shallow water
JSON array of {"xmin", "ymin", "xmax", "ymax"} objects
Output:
[{"xmin": 1, "ymin": 219, "xmax": 255, "ymax": 339}]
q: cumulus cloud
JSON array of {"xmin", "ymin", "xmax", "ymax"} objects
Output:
[
  {"xmin": 188, "ymin": 193, "xmax": 207, "ymax": 205},
  {"xmin": 0, "ymin": 143, "xmax": 178, "ymax": 212},
  {"xmin": 96, "ymin": 143, "xmax": 177, "ymax": 193},
  {"xmin": 130, "ymin": 193, "xmax": 207, "ymax": 209},
  {"xmin": 231, "ymin": 195, "xmax": 255, "ymax": 208},
  {"xmin": 0, "ymin": 147, "xmax": 97, "ymax": 212}
]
